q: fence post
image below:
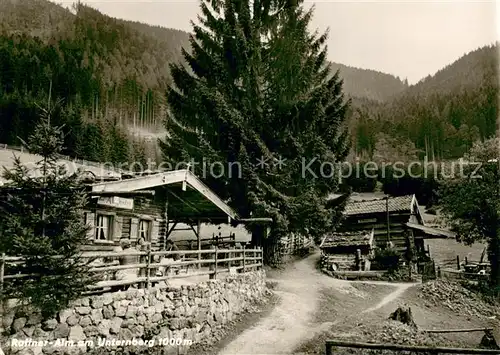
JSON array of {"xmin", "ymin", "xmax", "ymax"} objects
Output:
[
  {"xmin": 457, "ymin": 255, "xmax": 460, "ymax": 270},
  {"xmin": 259, "ymin": 246, "xmax": 263, "ymax": 269},
  {"xmin": 242, "ymin": 245, "xmax": 246, "ymax": 273},
  {"xmin": 214, "ymin": 246, "xmax": 218, "ymax": 280},
  {"xmin": 146, "ymin": 247, "xmax": 151, "ymax": 289},
  {"xmin": 197, "ymin": 220, "xmax": 201, "ymax": 270},
  {"xmin": 325, "ymin": 343, "xmax": 333, "ymax": 355},
  {"xmin": 0, "ymin": 253, "xmax": 5, "ymax": 295},
  {"xmin": 252, "ymin": 247, "xmax": 255, "ymax": 271}
]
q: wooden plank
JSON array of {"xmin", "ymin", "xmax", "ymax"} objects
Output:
[
  {"xmin": 130, "ymin": 217, "xmax": 139, "ymax": 241},
  {"xmin": 122, "ymin": 217, "xmax": 131, "ymax": 239},
  {"xmin": 325, "ymin": 340, "xmax": 500, "ymax": 354},
  {"xmin": 150, "ymin": 219, "xmax": 160, "ymax": 247},
  {"xmin": 236, "ymin": 218, "xmax": 273, "ymax": 223},
  {"xmin": 91, "ymin": 170, "xmax": 186, "ymax": 193},
  {"xmin": 85, "ymin": 212, "xmax": 95, "ymax": 240},
  {"xmin": 0, "ymin": 253, "xmax": 4, "ymax": 294},
  {"xmin": 422, "ymin": 328, "xmax": 493, "ymax": 334},
  {"xmin": 113, "ymin": 215, "xmax": 123, "ymax": 242},
  {"xmin": 333, "ymin": 271, "xmax": 386, "ymax": 277},
  {"xmin": 197, "ymin": 220, "xmax": 201, "ymax": 269},
  {"xmin": 90, "ymin": 191, "xmax": 155, "ymax": 197}
]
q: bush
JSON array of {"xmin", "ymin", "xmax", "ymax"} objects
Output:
[{"xmin": 371, "ymin": 247, "xmax": 401, "ymax": 271}]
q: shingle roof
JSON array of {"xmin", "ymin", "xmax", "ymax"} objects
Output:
[
  {"xmin": 320, "ymin": 230, "xmax": 374, "ymax": 248},
  {"xmin": 344, "ymin": 195, "xmax": 414, "ymax": 216}
]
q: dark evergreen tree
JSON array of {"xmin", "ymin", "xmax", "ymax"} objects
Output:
[
  {"xmin": 131, "ymin": 138, "xmax": 149, "ymax": 172},
  {"xmin": 0, "ymin": 104, "xmax": 96, "ymax": 317},
  {"xmin": 162, "ymin": 0, "xmax": 350, "ymax": 264}
]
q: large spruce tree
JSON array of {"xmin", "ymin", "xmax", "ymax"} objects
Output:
[{"xmin": 162, "ymin": 0, "xmax": 350, "ymax": 264}]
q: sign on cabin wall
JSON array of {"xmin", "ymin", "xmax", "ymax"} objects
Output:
[
  {"xmin": 97, "ymin": 196, "xmax": 134, "ymax": 210},
  {"xmin": 358, "ymin": 218, "xmax": 377, "ymax": 224}
]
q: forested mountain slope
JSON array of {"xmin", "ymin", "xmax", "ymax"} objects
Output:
[
  {"xmin": 330, "ymin": 62, "xmax": 408, "ymax": 102},
  {"xmin": 0, "ymin": 0, "xmax": 493, "ymax": 165},
  {"xmin": 0, "ymin": 1, "xmax": 407, "ymax": 149},
  {"xmin": 350, "ymin": 44, "xmax": 499, "ymax": 161}
]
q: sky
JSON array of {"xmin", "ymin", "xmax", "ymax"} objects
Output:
[{"xmin": 56, "ymin": 0, "xmax": 499, "ymax": 84}]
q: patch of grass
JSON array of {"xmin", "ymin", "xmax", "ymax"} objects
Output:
[{"xmin": 425, "ymin": 239, "xmax": 486, "ymax": 268}]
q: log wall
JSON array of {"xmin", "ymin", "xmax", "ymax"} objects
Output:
[
  {"xmin": 339, "ymin": 212, "xmax": 411, "ymax": 252},
  {"xmin": 84, "ymin": 194, "xmax": 166, "ymax": 250}
]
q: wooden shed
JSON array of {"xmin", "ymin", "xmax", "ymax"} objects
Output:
[
  {"xmin": 330, "ymin": 194, "xmax": 455, "ymax": 259},
  {"xmin": 320, "ymin": 229, "xmax": 375, "ymax": 271},
  {"xmin": 336, "ymin": 195, "xmax": 420, "ymax": 251}
]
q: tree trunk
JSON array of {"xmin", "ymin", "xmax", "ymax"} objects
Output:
[
  {"xmin": 251, "ymin": 225, "xmax": 263, "ymax": 249},
  {"xmin": 489, "ymin": 228, "xmax": 500, "ymax": 295}
]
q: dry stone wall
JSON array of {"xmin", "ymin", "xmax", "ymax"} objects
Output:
[{"xmin": 1, "ymin": 271, "xmax": 266, "ymax": 355}]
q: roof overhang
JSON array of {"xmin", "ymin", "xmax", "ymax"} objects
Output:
[
  {"xmin": 342, "ymin": 194, "xmax": 415, "ymax": 217},
  {"xmin": 406, "ymin": 222, "xmax": 456, "ymax": 239},
  {"xmin": 91, "ymin": 169, "xmax": 239, "ymax": 223},
  {"xmin": 320, "ymin": 229, "xmax": 374, "ymax": 249}
]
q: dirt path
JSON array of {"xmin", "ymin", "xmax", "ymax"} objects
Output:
[
  {"xmin": 218, "ymin": 254, "xmax": 416, "ymax": 355},
  {"xmin": 352, "ymin": 281, "xmax": 417, "ymax": 313}
]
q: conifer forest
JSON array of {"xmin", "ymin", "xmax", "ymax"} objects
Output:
[{"xmin": 0, "ymin": 0, "xmax": 496, "ymax": 167}]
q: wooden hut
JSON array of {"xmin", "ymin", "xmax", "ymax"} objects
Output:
[
  {"xmin": 330, "ymin": 194, "xmax": 455, "ymax": 259},
  {"xmin": 85, "ymin": 169, "xmax": 271, "ymax": 252},
  {"xmin": 320, "ymin": 229, "xmax": 375, "ymax": 271},
  {"xmin": 0, "ymin": 168, "xmax": 271, "ymax": 253}
]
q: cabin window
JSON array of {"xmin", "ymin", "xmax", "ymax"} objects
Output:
[
  {"xmin": 138, "ymin": 219, "xmax": 151, "ymax": 241},
  {"xmin": 95, "ymin": 214, "xmax": 112, "ymax": 241}
]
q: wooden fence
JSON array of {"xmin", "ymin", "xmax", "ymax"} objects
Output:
[
  {"xmin": 418, "ymin": 260, "xmax": 437, "ymax": 282},
  {"xmin": 174, "ymin": 234, "xmax": 238, "ymax": 250},
  {"xmin": 0, "ymin": 246, "xmax": 263, "ymax": 294},
  {"xmin": 438, "ymin": 268, "xmax": 489, "ymax": 282},
  {"xmin": 325, "ymin": 340, "xmax": 500, "ymax": 354},
  {"xmin": 281, "ymin": 233, "xmax": 313, "ymax": 255}
]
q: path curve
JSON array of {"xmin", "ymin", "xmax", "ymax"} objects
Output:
[
  {"xmin": 218, "ymin": 253, "xmax": 416, "ymax": 355},
  {"xmin": 358, "ymin": 281, "xmax": 417, "ymax": 313}
]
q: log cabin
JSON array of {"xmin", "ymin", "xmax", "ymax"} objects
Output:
[
  {"xmin": 0, "ymin": 168, "xmax": 271, "ymax": 253},
  {"xmin": 84, "ymin": 169, "xmax": 271, "ymax": 252},
  {"xmin": 320, "ymin": 229, "xmax": 375, "ymax": 271},
  {"xmin": 329, "ymin": 194, "xmax": 455, "ymax": 260}
]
